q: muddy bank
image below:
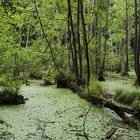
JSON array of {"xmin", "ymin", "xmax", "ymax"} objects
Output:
[{"xmin": 0, "ymin": 92, "xmax": 26, "ymax": 105}]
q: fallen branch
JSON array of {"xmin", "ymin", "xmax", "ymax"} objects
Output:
[
  {"xmin": 67, "ymin": 80, "xmax": 139, "ymax": 129},
  {"xmin": 76, "ymin": 112, "xmax": 87, "ymax": 118},
  {"xmin": 0, "ymin": 120, "xmax": 12, "ymax": 128},
  {"xmin": 77, "ymin": 93, "xmax": 139, "ymax": 129},
  {"xmin": 82, "ymin": 105, "xmax": 92, "ymax": 140},
  {"xmin": 35, "ymin": 118, "xmax": 55, "ymax": 124},
  {"xmin": 56, "ymin": 105, "xmax": 86, "ymax": 115},
  {"xmin": 104, "ymin": 127, "xmax": 118, "ymax": 139}
]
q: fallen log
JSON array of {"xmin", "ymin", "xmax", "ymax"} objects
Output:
[
  {"xmin": 58, "ymin": 80, "xmax": 139, "ymax": 128},
  {"xmin": 81, "ymin": 95, "xmax": 140, "ymax": 129},
  {"xmin": 76, "ymin": 91, "xmax": 139, "ymax": 129}
]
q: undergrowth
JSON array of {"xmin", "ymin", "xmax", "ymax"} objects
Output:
[
  {"xmin": 81, "ymin": 77, "xmax": 103, "ymax": 98},
  {"xmin": 0, "ymin": 74, "xmax": 22, "ymax": 95},
  {"xmin": 114, "ymin": 88, "xmax": 140, "ymax": 110}
]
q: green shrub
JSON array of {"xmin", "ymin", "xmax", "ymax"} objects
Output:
[
  {"xmin": 43, "ymin": 78, "xmax": 52, "ymax": 86},
  {"xmin": 43, "ymin": 68, "xmax": 58, "ymax": 84},
  {"xmin": 29, "ymin": 70, "xmax": 45, "ymax": 80},
  {"xmin": 132, "ymin": 100, "xmax": 140, "ymax": 110},
  {"xmin": 0, "ymin": 88, "xmax": 18, "ymax": 95},
  {"xmin": 114, "ymin": 88, "xmax": 140, "ymax": 109},
  {"xmin": 114, "ymin": 88, "xmax": 124, "ymax": 101},
  {"xmin": 82, "ymin": 77, "xmax": 103, "ymax": 98},
  {"xmin": 0, "ymin": 74, "xmax": 22, "ymax": 94}
]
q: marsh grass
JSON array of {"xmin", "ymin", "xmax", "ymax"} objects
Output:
[
  {"xmin": 81, "ymin": 77, "xmax": 103, "ymax": 98},
  {"xmin": 114, "ymin": 88, "xmax": 140, "ymax": 110}
]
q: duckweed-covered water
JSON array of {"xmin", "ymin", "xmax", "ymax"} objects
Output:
[{"xmin": 0, "ymin": 80, "xmax": 140, "ymax": 140}]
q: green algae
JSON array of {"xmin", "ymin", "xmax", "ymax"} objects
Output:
[{"xmin": 0, "ymin": 80, "xmax": 139, "ymax": 140}]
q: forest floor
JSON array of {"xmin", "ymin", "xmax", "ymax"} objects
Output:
[{"xmin": 0, "ymin": 80, "xmax": 140, "ymax": 140}]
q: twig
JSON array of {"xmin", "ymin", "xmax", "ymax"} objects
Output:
[
  {"xmin": 82, "ymin": 105, "xmax": 92, "ymax": 140},
  {"xmin": 0, "ymin": 120, "xmax": 12, "ymax": 128},
  {"xmin": 76, "ymin": 112, "xmax": 86, "ymax": 119},
  {"xmin": 35, "ymin": 119, "xmax": 53, "ymax": 140},
  {"xmin": 104, "ymin": 127, "xmax": 118, "ymax": 139},
  {"xmin": 35, "ymin": 118, "xmax": 55, "ymax": 124},
  {"xmin": 56, "ymin": 105, "xmax": 86, "ymax": 114}
]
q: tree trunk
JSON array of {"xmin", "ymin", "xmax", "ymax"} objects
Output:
[
  {"xmin": 77, "ymin": 0, "xmax": 83, "ymax": 81},
  {"xmin": 123, "ymin": 0, "xmax": 129, "ymax": 76},
  {"xmin": 79, "ymin": 0, "xmax": 90, "ymax": 85},
  {"xmin": 68, "ymin": 16, "xmax": 75, "ymax": 73},
  {"xmin": 67, "ymin": 0, "xmax": 79, "ymax": 80},
  {"xmin": 101, "ymin": 0, "xmax": 109, "ymax": 80},
  {"xmin": 98, "ymin": 27, "xmax": 105, "ymax": 81},
  {"xmin": 94, "ymin": 9, "xmax": 98, "ymax": 76},
  {"xmin": 25, "ymin": 25, "xmax": 30, "ymax": 48},
  {"xmin": 134, "ymin": 0, "xmax": 140, "ymax": 85}
]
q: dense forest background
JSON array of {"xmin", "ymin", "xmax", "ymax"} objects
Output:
[{"xmin": 0, "ymin": 0, "xmax": 140, "ymax": 87}]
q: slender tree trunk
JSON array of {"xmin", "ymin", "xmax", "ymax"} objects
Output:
[
  {"xmin": 94, "ymin": 0, "xmax": 100, "ymax": 76},
  {"xmin": 19, "ymin": 27, "xmax": 22, "ymax": 48},
  {"xmin": 123, "ymin": 0, "xmax": 129, "ymax": 76},
  {"xmin": 67, "ymin": 0, "xmax": 79, "ymax": 80},
  {"xmin": 101, "ymin": 0, "xmax": 109, "ymax": 79},
  {"xmin": 13, "ymin": 53, "xmax": 19, "ymax": 77},
  {"xmin": 134, "ymin": 0, "xmax": 140, "ymax": 85},
  {"xmin": 68, "ymin": 15, "xmax": 75, "ymax": 73},
  {"xmin": 125, "ymin": 0, "xmax": 129, "ymax": 75},
  {"xmin": 25, "ymin": 25, "xmax": 30, "ymax": 48},
  {"xmin": 138, "ymin": 12, "xmax": 140, "ymax": 84},
  {"xmin": 134, "ymin": 0, "xmax": 138, "ymax": 79},
  {"xmin": 98, "ymin": 27, "xmax": 104, "ymax": 81},
  {"xmin": 119, "ymin": 42, "xmax": 124, "ymax": 73},
  {"xmin": 77, "ymin": 0, "xmax": 83, "ymax": 80},
  {"xmin": 79, "ymin": 0, "xmax": 90, "ymax": 84},
  {"xmin": 95, "ymin": 12, "xmax": 98, "ymax": 76}
]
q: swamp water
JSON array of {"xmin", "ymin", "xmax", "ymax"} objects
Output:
[{"xmin": 0, "ymin": 80, "xmax": 140, "ymax": 140}]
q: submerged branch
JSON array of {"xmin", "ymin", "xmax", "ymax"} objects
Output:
[{"xmin": 82, "ymin": 105, "xmax": 92, "ymax": 140}]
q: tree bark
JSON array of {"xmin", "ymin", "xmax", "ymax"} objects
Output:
[
  {"xmin": 101, "ymin": 0, "xmax": 109, "ymax": 80},
  {"xmin": 25, "ymin": 25, "xmax": 30, "ymax": 48},
  {"xmin": 68, "ymin": 14, "xmax": 75, "ymax": 73},
  {"xmin": 122, "ymin": 0, "xmax": 129, "ymax": 76},
  {"xmin": 77, "ymin": 0, "xmax": 83, "ymax": 81},
  {"xmin": 134, "ymin": 0, "xmax": 140, "ymax": 85},
  {"xmin": 79, "ymin": 0, "xmax": 90, "ymax": 84},
  {"xmin": 67, "ymin": 0, "xmax": 79, "ymax": 80}
]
